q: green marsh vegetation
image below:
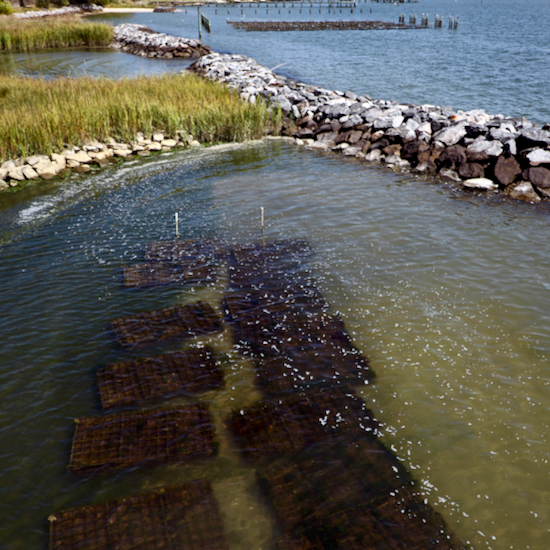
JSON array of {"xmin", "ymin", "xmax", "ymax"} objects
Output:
[
  {"xmin": 0, "ymin": 16, "xmax": 113, "ymax": 51},
  {"xmin": 0, "ymin": 72, "xmax": 281, "ymax": 160}
]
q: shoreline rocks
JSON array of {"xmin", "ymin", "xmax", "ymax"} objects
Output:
[
  {"xmin": 12, "ymin": 4, "xmax": 102, "ymax": 19},
  {"xmin": 0, "ymin": 133, "xmax": 201, "ymax": 192},
  {"xmin": 111, "ymin": 24, "xmax": 212, "ymax": 59},
  {"xmin": 188, "ymin": 52, "xmax": 550, "ymax": 205}
]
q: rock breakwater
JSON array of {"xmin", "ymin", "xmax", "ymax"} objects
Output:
[
  {"xmin": 111, "ymin": 24, "xmax": 212, "ymax": 59},
  {"xmin": 0, "ymin": 132, "xmax": 201, "ymax": 192},
  {"xmin": 13, "ymin": 4, "xmax": 102, "ymax": 19},
  {"xmin": 189, "ymin": 53, "xmax": 550, "ymax": 204}
]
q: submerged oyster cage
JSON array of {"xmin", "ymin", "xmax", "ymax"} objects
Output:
[
  {"xmin": 260, "ymin": 442, "xmax": 460, "ymax": 550},
  {"xmin": 97, "ymin": 346, "xmax": 224, "ymax": 410},
  {"xmin": 122, "ymin": 260, "xmax": 215, "ymax": 288},
  {"xmin": 144, "ymin": 238, "xmax": 229, "ymax": 263},
  {"xmin": 110, "ymin": 301, "xmax": 223, "ymax": 348},
  {"xmin": 69, "ymin": 404, "xmax": 216, "ymax": 475},
  {"xmin": 230, "ymin": 387, "xmax": 378, "ymax": 459},
  {"xmin": 49, "ymin": 479, "xmax": 230, "ymax": 550}
]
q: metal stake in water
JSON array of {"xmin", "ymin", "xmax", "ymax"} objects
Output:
[
  {"xmin": 175, "ymin": 213, "xmax": 179, "ymax": 238},
  {"xmin": 260, "ymin": 206, "xmax": 265, "ymax": 245}
]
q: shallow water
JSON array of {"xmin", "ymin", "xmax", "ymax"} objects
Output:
[{"xmin": 1, "ymin": 141, "xmax": 549, "ymax": 549}]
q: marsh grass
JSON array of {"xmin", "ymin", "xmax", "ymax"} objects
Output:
[
  {"xmin": 0, "ymin": 72, "xmax": 280, "ymax": 160},
  {"xmin": 0, "ymin": 16, "xmax": 113, "ymax": 51}
]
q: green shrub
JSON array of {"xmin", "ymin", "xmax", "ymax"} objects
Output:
[
  {"xmin": 36, "ymin": 0, "xmax": 51, "ymax": 7},
  {"xmin": 0, "ymin": 1, "xmax": 14, "ymax": 15}
]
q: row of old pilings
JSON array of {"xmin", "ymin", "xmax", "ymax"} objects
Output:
[{"xmin": 399, "ymin": 13, "xmax": 458, "ymax": 28}]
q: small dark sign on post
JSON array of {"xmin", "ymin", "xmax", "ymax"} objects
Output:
[{"xmin": 201, "ymin": 13, "xmax": 211, "ymax": 33}]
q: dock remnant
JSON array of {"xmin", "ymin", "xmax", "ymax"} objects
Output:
[
  {"xmin": 48, "ymin": 479, "xmax": 230, "ymax": 550},
  {"xmin": 68, "ymin": 404, "xmax": 216, "ymax": 475},
  {"xmin": 110, "ymin": 300, "xmax": 223, "ymax": 348},
  {"xmin": 97, "ymin": 347, "xmax": 223, "ymax": 410}
]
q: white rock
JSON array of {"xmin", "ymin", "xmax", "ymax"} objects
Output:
[
  {"xmin": 432, "ymin": 124, "xmax": 467, "ymax": 146},
  {"xmin": 405, "ymin": 118, "xmax": 420, "ymax": 132},
  {"xmin": 509, "ymin": 181, "xmax": 541, "ymax": 203},
  {"xmin": 308, "ymin": 141, "xmax": 330, "ymax": 151},
  {"xmin": 463, "ymin": 178, "xmax": 498, "ymax": 191},
  {"xmin": 8, "ymin": 167, "xmax": 26, "ymax": 181},
  {"xmin": 65, "ymin": 150, "xmax": 93, "ymax": 163},
  {"xmin": 147, "ymin": 142, "xmax": 162, "ymax": 151},
  {"xmin": 113, "ymin": 149, "xmax": 132, "ymax": 158},
  {"xmin": 21, "ymin": 165, "xmax": 40, "ymax": 180},
  {"xmin": 365, "ymin": 149, "xmax": 383, "ymax": 162},
  {"xmin": 67, "ymin": 159, "xmax": 80, "ymax": 168},
  {"xmin": 152, "ymin": 132, "xmax": 165, "ymax": 142},
  {"xmin": 418, "ymin": 122, "xmax": 432, "ymax": 135},
  {"xmin": 0, "ymin": 168, "xmax": 7, "ymax": 180},
  {"xmin": 439, "ymin": 168, "xmax": 462, "ymax": 182},
  {"xmin": 527, "ymin": 148, "xmax": 550, "ymax": 166},
  {"xmin": 467, "ymin": 140, "xmax": 503, "ymax": 157},
  {"xmin": 51, "ymin": 153, "xmax": 66, "ymax": 167},
  {"xmin": 161, "ymin": 139, "xmax": 178, "ymax": 148},
  {"xmin": 25, "ymin": 155, "xmax": 49, "ymax": 166}
]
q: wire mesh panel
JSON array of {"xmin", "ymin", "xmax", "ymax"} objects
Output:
[
  {"xmin": 110, "ymin": 301, "xmax": 223, "ymax": 348},
  {"xmin": 122, "ymin": 260, "xmax": 216, "ymax": 289},
  {"xmin": 49, "ymin": 479, "xmax": 230, "ymax": 550},
  {"xmin": 69, "ymin": 404, "xmax": 216, "ymax": 475},
  {"xmin": 230, "ymin": 387, "xmax": 377, "ymax": 460},
  {"xmin": 258, "ymin": 442, "xmax": 463, "ymax": 550},
  {"xmin": 97, "ymin": 347, "xmax": 224, "ymax": 410},
  {"xmin": 144, "ymin": 239, "xmax": 228, "ymax": 263}
]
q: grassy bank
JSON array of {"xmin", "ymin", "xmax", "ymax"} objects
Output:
[
  {"xmin": 0, "ymin": 72, "xmax": 280, "ymax": 160},
  {"xmin": 0, "ymin": 16, "xmax": 113, "ymax": 51}
]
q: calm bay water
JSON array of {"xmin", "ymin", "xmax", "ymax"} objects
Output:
[{"xmin": 1, "ymin": 1, "xmax": 550, "ymax": 549}]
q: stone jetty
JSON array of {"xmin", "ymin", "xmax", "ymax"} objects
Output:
[
  {"xmin": 111, "ymin": 23, "xmax": 212, "ymax": 59},
  {"xmin": 189, "ymin": 53, "xmax": 550, "ymax": 204}
]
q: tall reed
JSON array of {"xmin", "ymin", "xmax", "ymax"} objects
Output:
[
  {"xmin": 0, "ymin": 72, "xmax": 280, "ymax": 160},
  {"xmin": 0, "ymin": 17, "xmax": 113, "ymax": 51}
]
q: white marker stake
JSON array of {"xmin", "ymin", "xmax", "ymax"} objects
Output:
[
  {"xmin": 175, "ymin": 213, "xmax": 179, "ymax": 238},
  {"xmin": 260, "ymin": 206, "xmax": 264, "ymax": 232}
]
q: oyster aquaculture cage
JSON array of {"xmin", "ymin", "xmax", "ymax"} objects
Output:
[
  {"xmin": 259, "ymin": 442, "xmax": 460, "ymax": 550},
  {"xmin": 122, "ymin": 260, "xmax": 215, "ymax": 289},
  {"xmin": 110, "ymin": 301, "xmax": 223, "ymax": 348},
  {"xmin": 97, "ymin": 346, "xmax": 224, "ymax": 410},
  {"xmin": 48, "ymin": 479, "xmax": 230, "ymax": 550},
  {"xmin": 68, "ymin": 404, "xmax": 216, "ymax": 475},
  {"xmin": 144, "ymin": 238, "xmax": 229, "ymax": 263},
  {"xmin": 229, "ymin": 387, "xmax": 378, "ymax": 460}
]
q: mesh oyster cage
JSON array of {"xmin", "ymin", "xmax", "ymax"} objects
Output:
[
  {"xmin": 122, "ymin": 260, "xmax": 216, "ymax": 289},
  {"xmin": 229, "ymin": 387, "xmax": 378, "ymax": 460},
  {"xmin": 144, "ymin": 238, "xmax": 229, "ymax": 263},
  {"xmin": 97, "ymin": 347, "xmax": 224, "ymax": 410},
  {"xmin": 258, "ymin": 439, "xmax": 412, "ymax": 532},
  {"xmin": 110, "ymin": 301, "xmax": 223, "ymax": 348},
  {"xmin": 259, "ymin": 442, "xmax": 463, "ymax": 550},
  {"xmin": 68, "ymin": 404, "xmax": 216, "ymax": 476},
  {"xmin": 48, "ymin": 479, "xmax": 230, "ymax": 550}
]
